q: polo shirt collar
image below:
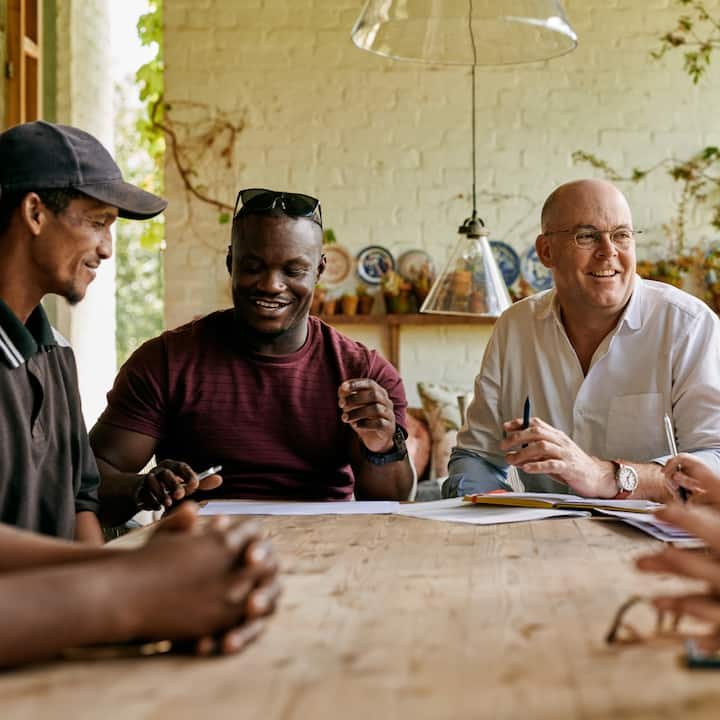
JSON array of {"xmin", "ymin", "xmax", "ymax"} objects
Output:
[
  {"xmin": 0, "ymin": 299, "xmax": 56, "ymax": 368},
  {"xmin": 533, "ymin": 275, "xmax": 643, "ymax": 331}
]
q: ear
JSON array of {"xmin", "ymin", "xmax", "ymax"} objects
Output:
[
  {"xmin": 317, "ymin": 252, "xmax": 327, "ymax": 282},
  {"xmin": 535, "ymin": 234, "xmax": 554, "ymax": 269},
  {"xmin": 19, "ymin": 193, "xmax": 45, "ymax": 237},
  {"xmin": 225, "ymin": 245, "xmax": 232, "ymax": 275}
]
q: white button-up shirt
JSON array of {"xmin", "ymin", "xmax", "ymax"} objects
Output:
[{"xmin": 449, "ymin": 277, "xmax": 720, "ymax": 494}]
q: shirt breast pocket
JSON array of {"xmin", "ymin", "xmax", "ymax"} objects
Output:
[{"xmin": 605, "ymin": 393, "xmax": 666, "ymax": 461}]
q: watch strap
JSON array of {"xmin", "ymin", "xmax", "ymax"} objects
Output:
[{"xmin": 360, "ymin": 427, "xmax": 408, "ymax": 465}]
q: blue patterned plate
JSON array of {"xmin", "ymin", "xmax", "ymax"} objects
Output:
[
  {"xmin": 489, "ymin": 241, "xmax": 521, "ymax": 287},
  {"xmin": 521, "ymin": 246, "xmax": 554, "ymax": 291},
  {"xmin": 357, "ymin": 245, "xmax": 395, "ymax": 285}
]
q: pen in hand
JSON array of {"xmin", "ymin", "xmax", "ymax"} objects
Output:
[
  {"xmin": 663, "ymin": 414, "xmax": 688, "ymax": 502},
  {"xmin": 194, "ymin": 465, "xmax": 223, "ymax": 483},
  {"xmin": 522, "ymin": 396, "xmax": 530, "ymax": 448}
]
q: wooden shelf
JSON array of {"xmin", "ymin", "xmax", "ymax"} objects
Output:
[
  {"xmin": 316, "ymin": 313, "xmax": 497, "ymax": 326},
  {"xmin": 315, "ymin": 313, "xmax": 496, "ymax": 367}
]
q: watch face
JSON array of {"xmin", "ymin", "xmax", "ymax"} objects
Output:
[{"xmin": 618, "ymin": 465, "xmax": 639, "ymax": 492}]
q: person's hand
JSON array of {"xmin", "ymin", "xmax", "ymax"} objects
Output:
[
  {"xmin": 136, "ymin": 460, "xmax": 223, "ymax": 510},
  {"xmin": 662, "ymin": 453, "xmax": 720, "ymax": 506},
  {"xmin": 636, "ymin": 503, "xmax": 720, "ymax": 640},
  {"xmin": 501, "ymin": 416, "xmax": 616, "ymax": 497},
  {"xmin": 129, "ymin": 504, "xmax": 281, "ymax": 656},
  {"xmin": 338, "ymin": 378, "xmax": 396, "ymax": 453}
]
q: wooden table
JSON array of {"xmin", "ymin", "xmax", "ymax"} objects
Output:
[{"xmin": 2, "ymin": 515, "xmax": 719, "ymax": 719}]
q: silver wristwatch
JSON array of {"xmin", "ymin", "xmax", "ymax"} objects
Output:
[{"xmin": 613, "ymin": 461, "xmax": 639, "ymax": 497}]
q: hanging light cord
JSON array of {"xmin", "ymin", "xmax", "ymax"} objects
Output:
[
  {"xmin": 468, "ymin": 0, "xmax": 478, "ymax": 218},
  {"xmin": 458, "ymin": 0, "xmax": 483, "ymax": 236}
]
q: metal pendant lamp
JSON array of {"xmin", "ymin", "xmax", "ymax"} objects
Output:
[{"xmin": 352, "ymin": 0, "xmax": 577, "ymax": 317}]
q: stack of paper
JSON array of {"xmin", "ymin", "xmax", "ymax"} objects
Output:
[
  {"xmin": 198, "ymin": 500, "xmax": 400, "ymax": 516},
  {"xmin": 595, "ymin": 509, "xmax": 700, "ymax": 545}
]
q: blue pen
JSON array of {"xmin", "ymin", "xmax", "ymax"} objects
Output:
[{"xmin": 522, "ymin": 396, "xmax": 530, "ymax": 447}]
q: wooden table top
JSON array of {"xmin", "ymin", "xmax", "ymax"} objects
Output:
[{"xmin": 2, "ymin": 515, "xmax": 719, "ymax": 719}]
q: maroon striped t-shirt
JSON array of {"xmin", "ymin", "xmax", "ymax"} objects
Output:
[{"xmin": 99, "ymin": 311, "xmax": 407, "ymax": 500}]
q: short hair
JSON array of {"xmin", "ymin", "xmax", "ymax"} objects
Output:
[
  {"xmin": 231, "ymin": 207, "xmax": 323, "ymax": 245},
  {"xmin": 0, "ymin": 187, "xmax": 86, "ymax": 235}
]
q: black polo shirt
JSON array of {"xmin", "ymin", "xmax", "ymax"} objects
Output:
[{"xmin": 0, "ymin": 298, "xmax": 100, "ymax": 538}]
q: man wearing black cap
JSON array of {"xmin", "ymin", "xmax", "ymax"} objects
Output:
[{"xmin": 0, "ymin": 120, "xmax": 168, "ymax": 541}]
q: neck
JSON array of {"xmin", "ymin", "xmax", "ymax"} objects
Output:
[
  {"xmin": 0, "ymin": 233, "xmax": 45, "ymax": 323},
  {"xmin": 559, "ymin": 303, "xmax": 624, "ymax": 375},
  {"xmin": 234, "ymin": 314, "xmax": 310, "ymax": 356}
]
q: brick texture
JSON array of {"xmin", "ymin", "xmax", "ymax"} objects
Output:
[{"xmin": 164, "ymin": 0, "xmax": 720, "ymax": 403}]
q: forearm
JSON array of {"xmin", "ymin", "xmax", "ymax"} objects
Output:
[
  {"xmin": 96, "ymin": 456, "xmax": 144, "ymax": 527},
  {"xmin": 588, "ymin": 459, "xmax": 672, "ymax": 502},
  {"xmin": 624, "ymin": 461, "xmax": 673, "ymax": 502},
  {"xmin": 0, "ymin": 557, "xmax": 131, "ymax": 668},
  {"xmin": 353, "ymin": 457, "xmax": 414, "ymax": 500},
  {"xmin": 74, "ymin": 511, "xmax": 105, "ymax": 544},
  {"xmin": 0, "ymin": 523, "xmax": 115, "ymax": 573}
]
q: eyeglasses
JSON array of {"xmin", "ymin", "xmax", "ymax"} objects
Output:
[
  {"xmin": 233, "ymin": 188, "xmax": 322, "ymax": 226},
  {"xmin": 605, "ymin": 594, "xmax": 689, "ymax": 646},
  {"xmin": 543, "ymin": 226, "xmax": 642, "ymax": 250}
]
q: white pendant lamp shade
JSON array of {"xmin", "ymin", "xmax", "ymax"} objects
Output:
[{"xmin": 352, "ymin": 0, "xmax": 577, "ymax": 66}]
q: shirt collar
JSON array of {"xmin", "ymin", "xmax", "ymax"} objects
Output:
[
  {"xmin": 0, "ymin": 299, "xmax": 57, "ymax": 368},
  {"xmin": 533, "ymin": 275, "xmax": 642, "ymax": 331}
]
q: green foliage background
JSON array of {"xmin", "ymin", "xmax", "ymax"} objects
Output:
[{"xmin": 114, "ymin": 0, "xmax": 164, "ymax": 368}]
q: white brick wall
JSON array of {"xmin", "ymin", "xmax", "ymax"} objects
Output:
[
  {"xmin": 53, "ymin": 0, "xmax": 116, "ymax": 426},
  {"xmin": 164, "ymin": 0, "xmax": 720, "ymax": 405}
]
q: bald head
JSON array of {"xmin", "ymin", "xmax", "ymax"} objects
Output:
[{"xmin": 540, "ymin": 179, "xmax": 633, "ymax": 234}]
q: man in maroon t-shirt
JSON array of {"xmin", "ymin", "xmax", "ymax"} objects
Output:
[{"xmin": 91, "ymin": 189, "xmax": 414, "ymax": 525}]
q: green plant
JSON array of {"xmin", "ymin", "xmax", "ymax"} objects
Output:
[
  {"xmin": 572, "ymin": 147, "xmax": 720, "ymax": 255},
  {"xmin": 113, "ymin": 0, "xmax": 165, "ymax": 367},
  {"xmin": 652, "ymin": 0, "xmax": 720, "ymax": 83},
  {"xmin": 322, "ymin": 228, "xmax": 337, "ymax": 245}
]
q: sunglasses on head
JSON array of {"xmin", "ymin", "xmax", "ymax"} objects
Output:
[{"xmin": 233, "ymin": 188, "xmax": 322, "ymax": 226}]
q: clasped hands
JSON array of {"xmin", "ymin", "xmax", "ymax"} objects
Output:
[
  {"xmin": 502, "ymin": 415, "xmax": 617, "ymax": 498},
  {"xmin": 338, "ymin": 378, "xmax": 396, "ymax": 453}
]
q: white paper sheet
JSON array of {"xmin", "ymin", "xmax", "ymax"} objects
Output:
[
  {"xmin": 198, "ymin": 500, "xmax": 400, "ymax": 516},
  {"xmin": 397, "ymin": 498, "xmax": 590, "ymax": 525},
  {"xmin": 596, "ymin": 508, "xmax": 701, "ymax": 545}
]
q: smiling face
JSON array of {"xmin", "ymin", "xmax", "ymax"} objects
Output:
[
  {"xmin": 228, "ymin": 213, "xmax": 325, "ymax": 353},
  {"xmin": 536, "ymin": 180, "xmax": 636, "ymax": 323},
  {"xmin": 30, "ymin": 194, "xmax": 117, "ymax": 304}
]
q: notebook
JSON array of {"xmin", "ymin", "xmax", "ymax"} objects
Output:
[{"xmin": 463, "ymin": 491, "xmax": 661, "ymax": 514}]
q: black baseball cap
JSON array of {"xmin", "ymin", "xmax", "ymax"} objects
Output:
[{"xmin": 0, "ymin": 121, "xmax": 167, "ymax": 220}]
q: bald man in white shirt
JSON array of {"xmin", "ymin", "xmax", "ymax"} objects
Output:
[{"xmin": 444, "ymin": 179, "xmax": 720, "ymax": 502}]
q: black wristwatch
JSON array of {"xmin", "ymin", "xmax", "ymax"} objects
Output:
[{"xmin": 360, "ymin": 427, "xmax": 408, "ymax": 465}]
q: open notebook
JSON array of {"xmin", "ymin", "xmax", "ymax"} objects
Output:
[{"xmin": 464, "ymin": 491, "xmax": 661, "ymax": 514}]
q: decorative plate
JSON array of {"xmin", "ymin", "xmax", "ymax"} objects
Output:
[
  {"xmin": 489, "ymin": 241, "xmax": 521, "ymax": 287},
  {"xmin": 521, "ymin": 246, "xmax": 554, "ymax": 292},
  {"xmin": 397, "ymin": 249, "xmax": 435, "ymax": 283},
  {"xmin": 321, "ymin": 244, "xmax": 353, "ymax": 287},
  {"xmin": 357, "ymin": 245, "xmax": 395, "ymax": 285}
]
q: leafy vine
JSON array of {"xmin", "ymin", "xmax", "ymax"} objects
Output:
[{"xmin": 652, "ymin": 0, "xmax": 720, "ymax": 83}]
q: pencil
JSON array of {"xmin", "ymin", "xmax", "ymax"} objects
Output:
[{"xmin": 663, "ymin": 414, "xmax": 688, "ymax": 502}]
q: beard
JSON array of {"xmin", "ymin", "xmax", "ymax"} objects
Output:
[{"xmin": 60, "ymin": 280, "xmax": 86, "ymax": 306}]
